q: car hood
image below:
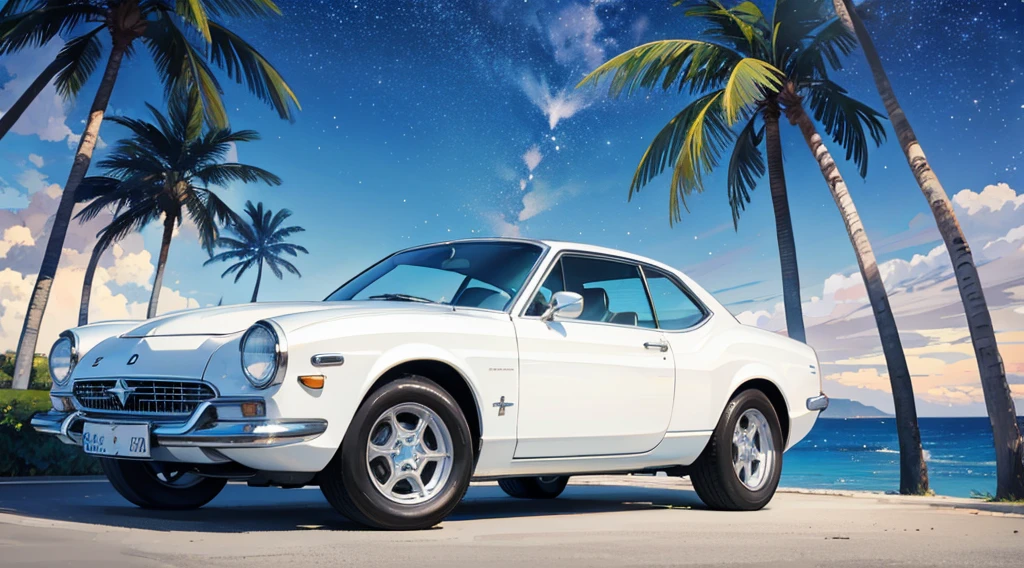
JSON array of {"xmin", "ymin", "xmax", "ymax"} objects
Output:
[{"xmin": 120, "ymin": 301, "xmax": 457, "ymax": 338}]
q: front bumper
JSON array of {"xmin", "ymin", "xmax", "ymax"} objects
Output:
[{"xmin": 30, "ymin": 398, "xmax": 327, "ymax": 450}]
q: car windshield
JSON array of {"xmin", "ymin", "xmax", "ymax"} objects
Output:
[{"xmin": 325, "ymin": 241, "xmax": 545, "ymax": 311}]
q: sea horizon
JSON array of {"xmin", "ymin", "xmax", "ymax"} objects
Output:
[{"xmin": 782, "ymin": 416, "xmax": 1024, "ymax": 498}]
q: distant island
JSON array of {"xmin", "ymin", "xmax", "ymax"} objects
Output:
[{"xmin": 820, "ymin": 398, "xmax": 893, "ymax": 419}]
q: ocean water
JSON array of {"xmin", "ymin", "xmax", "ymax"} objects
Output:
[{"xmin": 781, "ymin": 417, "xmax": 1024, "ymax": 497}]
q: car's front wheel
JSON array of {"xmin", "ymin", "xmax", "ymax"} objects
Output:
[
  {"xmin": 690, "ymin": 389, "xmax": 783, "ymax": 511},
  {"xmin": 320, "ymin": 376, "xmax": 473, "ymax": 530},
  {"xmin": 498, "ymin": 476, "xmax": 569, "ymax": 499},
  {"xmin": 100, "ymin": 458, "xmax": 226, "ymax": 510}
]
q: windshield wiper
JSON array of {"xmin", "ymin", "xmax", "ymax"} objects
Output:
[{"xmin": 367, "ymin": 293, "xmax": 435, "ymax": 303}]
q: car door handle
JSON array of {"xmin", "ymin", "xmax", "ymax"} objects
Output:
[{"xmin": 644, "ymin": 341, "xmax": 669, "ymax": 352}]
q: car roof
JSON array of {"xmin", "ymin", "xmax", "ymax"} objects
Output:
[{"xmin": 397, "ymin": 237, "xmax": 673, "ymax": 272}]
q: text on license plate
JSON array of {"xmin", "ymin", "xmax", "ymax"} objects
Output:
[{"xmin": 82, "ymin": 423, "xmax": 151, "ymax": 458}]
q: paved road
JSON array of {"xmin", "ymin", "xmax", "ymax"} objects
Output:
[{"xmin": 1, "ymin": 476, "xmax": 1021, "ymax": 567}]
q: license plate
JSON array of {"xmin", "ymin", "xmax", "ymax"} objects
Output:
[{"xmin": 82, "ymin": 423, "xmax": 151, "ymax": 458}]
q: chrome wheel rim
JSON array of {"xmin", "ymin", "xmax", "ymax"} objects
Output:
[
  {"xmin": 366, "ymin": 402, "xmax": 454, "ymax": 505},
  {"xmin": 147, "ymin": 463, "xmax": 203, "ymax": 488},
  {"xmin": 732, "ymin": 408, "xmax": 774, "ymax": 491}
]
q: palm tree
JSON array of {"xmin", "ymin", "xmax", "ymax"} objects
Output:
[
  {"xmin": 578, "ymin": 2, "xmax": 814, "ymax": 343},
  {"xmin": 76, "ymin": 92, "xmax": 282, "ymax": 319},
  {"xmin": 204, "ymin": 201, "xmax": 307, "ymax": 302},
  {"xmin": 579, "ymin": 0, "xmax": 929, "ymax": 494},
  {"xmin": 832, "ymin": 0, "xmax": 1023, "ymax": 501},
  {"xmin": 2, "ymin": 0, "xmax": 299, "ymax": 389}
]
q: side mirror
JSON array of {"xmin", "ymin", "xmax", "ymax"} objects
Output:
[{"xmin": 541, "ymin": 291, "xmax": 584, "ymax": 322}]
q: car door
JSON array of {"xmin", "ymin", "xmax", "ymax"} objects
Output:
[
  {"xmin": 641, "ymin": 265, "xmax": 716, "ymax": 432},
  {"xmin": 513, "ymin": 254, "xmax": 676, "ymax": 459}
]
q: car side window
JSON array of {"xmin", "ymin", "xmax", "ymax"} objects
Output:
[
  {"xmin": 644, "ymin": 267, "xmax": 707, "ymax": 330},
  {"xmin": 561, "ymin": 256, "xmax": 655, "ymax": 328},
  {"xmin": 524, "ymin": 260, "xmax": 565, "ymax": 316}
]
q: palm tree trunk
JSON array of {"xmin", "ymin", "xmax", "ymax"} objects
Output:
[
  {"xmin": 11, "ymin": 43, "xmax": 128, "ymax": 389},
  {"xmin": 78, "ymin": 241, "xmax": 107, "ymax": 326},
  {"xmin": 251, "ymin": 261, "xmax": 263, "ymax": 302},
  {"xmin": 783, "ymin": 94, "xmax": 929, "ymax": 495},
  {"xmin": 835, "ymin": 0, "xmax": 1023, "ymax": 501},
  {"xmin": 763, "ymin": 102, "xmax": 806, "ymax": 343},
  {"xmin": 0, "ymin": 57, "xmax": 65, "ymax": 142},
  {"xmin": 147, "ymin": 215, "xmax": 176, "ymax": 319}
]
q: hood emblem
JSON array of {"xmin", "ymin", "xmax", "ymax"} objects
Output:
[
  {"xmin": 127, "ymin": 354, "xmax": 138, "ymax": 365},
  {"xmin": 92, "ymin": 356, "xmax": 103, "ymax": 367},
  {"xmin": 106, "ymin": 379, "xmax": 136, "ymax": 407}
]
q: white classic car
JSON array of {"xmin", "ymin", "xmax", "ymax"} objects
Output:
[{"xmin": 33, "ymin": 238, "xmax": 827, "ymax": 529}]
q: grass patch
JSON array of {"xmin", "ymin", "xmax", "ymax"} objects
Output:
[
  {"xmin": 0, "ymin": 388, "xmax": 101, "ymax": 477},
  {"xmin": 969, "ymin": 489, "xmax": 1024, "ymax": 503}
]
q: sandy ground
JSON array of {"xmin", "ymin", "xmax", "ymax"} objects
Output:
[{"xmin": 0, "ymin": 475, "xmax": 1021, "ymax": 567}]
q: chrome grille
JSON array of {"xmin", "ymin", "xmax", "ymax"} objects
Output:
[{"xmin": 73, "ymin": 379, "xmax": 216, "ymax": 415}]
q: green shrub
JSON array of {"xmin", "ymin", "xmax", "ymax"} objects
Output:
[
  {"xmin": 0, "ymin": 352, "xmax": 52, "ymax": 390},
  {"xmin": 0, "ymin": 389, "xmax": 102, "ymax": 477}
]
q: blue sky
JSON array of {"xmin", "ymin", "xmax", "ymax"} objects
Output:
[{"xmin": 1, "ymin": 0, "xmax": 1022, "ymax": 415}]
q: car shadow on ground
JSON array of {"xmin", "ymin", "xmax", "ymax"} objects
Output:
[{"xmin": 0, "ymin": 480, "xmax": 706, "ymax": 533}]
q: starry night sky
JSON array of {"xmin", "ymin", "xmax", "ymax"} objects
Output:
[{"xmin": 3, "ymin": 0, "xmax": 1022, "ymax": 310}]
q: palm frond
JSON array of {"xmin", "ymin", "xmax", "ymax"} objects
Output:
[
  {"xmin": 0, "ymin": 2, "xmax": 104, "ymax": 55},
  {"xmin": 267, "ymin": 256, "xmax": 300, "ymax": 277},
  {"xmin": 668, "ymin": 92, "xmax": 732, "ymax": 223},
  {"xmin": 176, "ymin": 0, "xmax": 213, "ymax": 42},
  {"xmin": 726, "ymin": 113, "xmax": 765, "ymax": 227},
  {"xmin": 143, "ymin": 10, "xmax": 229, "ymax": 127},
  {"xmin": 198, "ymin": 0, "xmax": 281, "ymax": 18},
  {"xmin": 629, "ymin": 90, "xmax": 719, "ymax": 200},
  {"xmin": 720, "ymin": 58, "xmax": 782, "ymax": 125},
  {"xmin": 195, "ymin": 163, "xmax": 282, "ymax": 187},
  {"xmin": 806, "ymin": 79, "xmax": 886, "ymax": 178},
  {"xmin": 207, "ymin": 21, "xmax": 300, "ymax": 121},
  {"xmin": 683, "ymin": 1, "xmax": 770, "ymax": 57},
  {"xmin": 790, "ymin": 16, "xmax": 856, "ymax": 79},
  {"xmin": 73, "ymin": 176, "xmax": 121, "ymax": 205},
  {"xmin": 577, "ymin": 39, "xmax": 742, "ymax": 97},
  {"xmin": 53, "ymin": 24, "xmax": 104, "ymax": 100}
]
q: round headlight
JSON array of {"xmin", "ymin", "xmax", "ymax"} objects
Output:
[
  {"xmin": 49, "ymin": 335, "xmax": 75, "ymax": 386},
  {"xmin": 240, "ymin": 323, "xmax": 284, "ymax": 389}
]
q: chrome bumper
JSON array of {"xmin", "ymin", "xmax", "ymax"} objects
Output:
[
  {"xmin": 30, "ymin": 398, "xmax": 327, "ymax": 449},
  {"xmin": 806, "ymin": 393, "xmax": 830, "ymax": 412}
]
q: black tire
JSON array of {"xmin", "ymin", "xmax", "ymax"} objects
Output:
[
  {"xmin": 319, "ymin": 376, "xmax": 474, "ymax": 530},
  {"xmin": 690, "ymin": 389, "xmax": 783, "ymax": 511},
  {"xmin": 100, "ymin": 458, "xmax": 226, "ymax": 510},
  {"xmin": 498, "ymin": 476, "xmax": 569, "ymax": 499}
]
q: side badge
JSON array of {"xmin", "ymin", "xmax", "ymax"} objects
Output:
[
  {"xmin": 91, "ymin": 356, "xmax": 103, "ymax": 367},
  {"xmin": 492, "ymin": 396, "xmax": 514, "ymax": 417},
  {"xmin": 127, "ymin": 354, "xmax": 139, "ymax": 365}
]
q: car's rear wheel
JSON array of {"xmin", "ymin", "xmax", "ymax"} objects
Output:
[
  {"xmin": 319, "ymin": 375, "xmax": 473, "ymax": 530},
  {"xmin": 690, "ymin": 389, "xmax": 783, "ymax": 511},
  {"xmin": 498, "ymin": 476, "xmax": 569, "ymax": 499},
  {"xmin": 100, "ymin": 458, "xmax": 226, "ymax": 510}
]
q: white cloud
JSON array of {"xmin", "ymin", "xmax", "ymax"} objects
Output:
[
  {"xmin": 0, "ymin": 42, "xmax": 75, "ymax": 143},
  {"xmin": 105, "ymin": 244, "xmax": 155, "ymax": 288},
  {"xmin": 0, "ymin": 225, "xmax": 34, "ymax": 258},
  {"xmin": 27, "ymin": 154, "xmax": 44, "ymax": 168},
  {"xmin": 735, "ymin": 182, "xmax": 1024, "ymax": 413},
  {"xmin": 952, "ymin": 183, "xmax": 1024, "ymax": 216},
  {"xmin": 484, "ymin": 212, "xmax": 522, "ymax": 238},
  {"xmin": 546, "ymin": 3, "xmax": 606, "ymax": 69},
  {"xmin": 518, "ymin": 180, "xmax": 577, "ymax": 221},
  {"xmin": 15, "ymin": 168, "xmax": 60, "ymax": 196},
  {"xmin": 523, "ymin": 145, "xmax": 543, "ymax": 172},
  {"xmin": 0, "ymin": 184, "xmax": 200, "ymax": 352},
  {"xmin": 519, "ymin": 73, "xmax": 592, "ymax": 129},
  {"xmin": 0, "ymin": 180, "xmax": 28, "ymax": 210}
]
